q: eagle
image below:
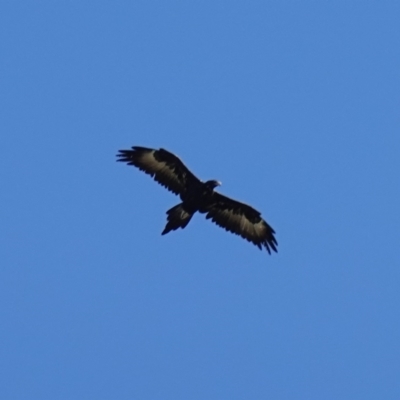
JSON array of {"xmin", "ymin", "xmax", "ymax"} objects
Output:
[{"xmin": 116, "ymin": 146, "xmax": 278, "ymax": 254}]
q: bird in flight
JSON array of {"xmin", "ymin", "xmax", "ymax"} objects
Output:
[{"xmin": 117, "ymin": 146, "xmax": 278, "ymax": 254}]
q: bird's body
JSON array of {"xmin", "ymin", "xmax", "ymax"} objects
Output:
[{"xmin": 117, "ymin": 146, "xmax": 278, "ymax": 254}]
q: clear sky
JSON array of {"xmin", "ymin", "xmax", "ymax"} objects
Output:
[{"xmin": 1, "ymin": 2, "xmax": 399, "ymax": 399}]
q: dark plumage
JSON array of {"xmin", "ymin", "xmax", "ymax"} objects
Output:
[{"xmin": 117, "ymin": 146, "xmax": 278, "ymax": 254}]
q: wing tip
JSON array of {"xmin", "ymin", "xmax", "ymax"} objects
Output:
[{"xmin": 263, "ymin": 237, "xmax": 278, "ymax": 254}]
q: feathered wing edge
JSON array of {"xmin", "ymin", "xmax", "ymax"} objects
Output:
[
  {"xmin": 116, "ymin": 146, "xmax": 201, "ymax": 196},
  {"xmin": 205, "ymin": 193, "xmax": 278, "ymax": 254}
]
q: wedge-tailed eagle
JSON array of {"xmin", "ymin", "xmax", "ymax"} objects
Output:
[{"xmin": 117, "ymin": 146, "xmax": 278, "ymax": 254}]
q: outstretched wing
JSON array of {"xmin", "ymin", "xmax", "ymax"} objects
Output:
[
  {"xmin": 117, "ymin": 146, "xmax": 201, "ymax": 196},
  {"xmin": 205, "ymin": 192, "xmax": 278, "ymax": 254}
]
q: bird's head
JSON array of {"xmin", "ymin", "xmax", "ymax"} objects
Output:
[{"xmin": 205, "ymin": 179, "xmax": 222, "ymax": 190}]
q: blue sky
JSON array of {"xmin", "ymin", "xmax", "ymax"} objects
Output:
[{"xmin": 1, "ymin": 2, "xmax": 399, "ymax": 399}]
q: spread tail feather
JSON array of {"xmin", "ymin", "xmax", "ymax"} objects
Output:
[{"xmin": 162, "ymin": 203, "xmax": 194, "ymax": 235}]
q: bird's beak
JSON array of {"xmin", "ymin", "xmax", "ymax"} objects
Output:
[{"xmin": 216, "ymin": 180, "xmax": 222, "ymax": 186}]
